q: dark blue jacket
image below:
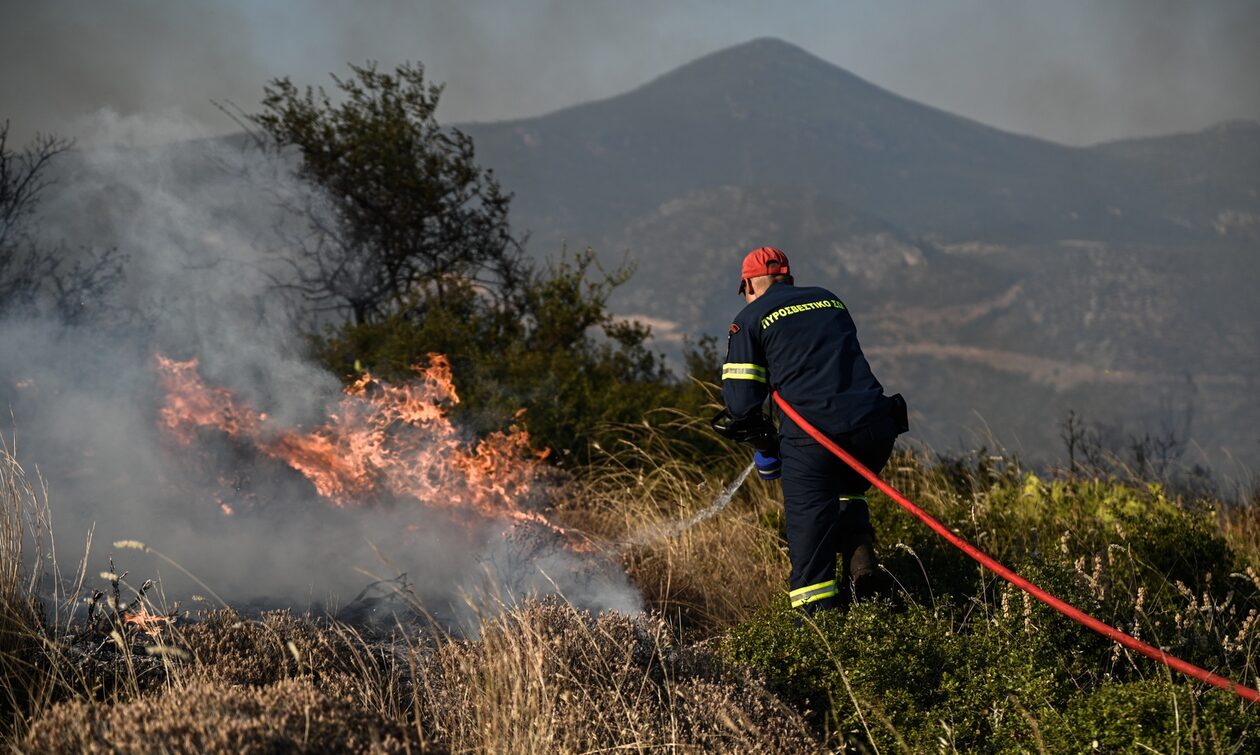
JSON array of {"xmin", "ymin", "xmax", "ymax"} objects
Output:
[{"xmin": 722, "ymin": 282, "xmax": 887, "ymax": 441}]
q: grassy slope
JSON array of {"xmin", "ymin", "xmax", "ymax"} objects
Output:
[{"xmin": 2, "ymin": 415, "xmax": 1258, "ymax": 752}]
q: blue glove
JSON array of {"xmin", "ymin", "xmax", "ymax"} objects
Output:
[{"xmin": 753, "ymin": 450, "xmax": 781, "ymax": 481}]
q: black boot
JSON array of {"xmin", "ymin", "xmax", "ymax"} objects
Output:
[{"xmin": 841, "ymin": 532, "xmax": 881, "ymax": 603}]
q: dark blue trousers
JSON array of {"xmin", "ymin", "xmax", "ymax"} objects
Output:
[{"xmin": 779, "ymin": 413, "xmax": 897, "ymax": 612}]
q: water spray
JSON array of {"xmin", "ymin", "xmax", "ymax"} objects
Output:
[{"xmin": 622, "ymin": 461, "xmax": 756, "ymax": 547}]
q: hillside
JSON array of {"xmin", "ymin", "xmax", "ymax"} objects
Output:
[
  {"xmin": 1090, "ymin": 120, "xmax": 1260, "ymax": 240},
  {"xmin": 458, "ymin": 38, "xmax": 1260, "ymax": 470}
]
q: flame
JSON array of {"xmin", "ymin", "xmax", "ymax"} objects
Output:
[
  {"xmin": 155, "ymin": 354, "xmax": 576, "ymax": 539},
  {"xmin": 123, "ymin": 605, "xmax": 172, "ymax": 636}
]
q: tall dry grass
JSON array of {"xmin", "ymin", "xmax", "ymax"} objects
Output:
[
  {"xmin": 2, "ymin": 443, "xmax": 150, "ymax": 745},
  {"xmin": 0, "ymin": 443, "xmax": 38, "ymax": 633},
  {"xmin": 414, "ymin": 599, "xmax": 817, "ymax": 752},
  {"xmin": 1, "ymin": 444, "xmax": 57, "ymax": 741},
  {"xmin": 1219, "ymin": 490, "xmax": 1260, "ymax": 565},
  {"xmin": 554, "ymin": 411, "xmax": 788, "ymax": 634}
]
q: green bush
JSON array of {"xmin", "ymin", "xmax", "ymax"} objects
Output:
[
  {"xmin": 723, "ymin": 602, "xmax": 1073, "ymax": 751},
  {"xmin": 1044, "ymin": 679, "xmax": 1254, "ymax": 753},
  {"xmin": 725, "ymin": 600, "xmax": 1257, "ymax": 752},
  {"xmin": 317, "ymin": 250, "xmax": 721, "ymax": 464},
  {"xmin": 721, "ymin": 454, "xmax": 1260, "ymax": 752}
]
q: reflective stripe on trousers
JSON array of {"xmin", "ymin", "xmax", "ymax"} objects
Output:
[{"xmin": 790, "ymin": 579, "xmax": 839, "ymax": 608}]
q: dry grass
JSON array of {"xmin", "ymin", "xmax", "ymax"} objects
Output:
[
  {"xmin": 22, "ymin": 676, "xmax": 421, "ymax": 754},
  {"xmin": 12, "ymin": 411, "xmax": 1256, "ymax": 752},
  {"xmin": 17, "ymin": 601, "xmax": 817, "ymax": 753},
  {"xmin": 415, "ymin": 598, "xmax": 818, "ymax": 753},
  {"xmin": 1, "ymin": 444, "xmax": 67, "ymax": 742},
  {"xmin": 1, "ymin": 430, "xmax": 821, "ymax": 753},
  {"xmin": 555, "ymin": 412, "xmax": 789, "ymax": 634},
  {"xmin": 1219, "ymin": 491, "xmax": 1260, "ymax": 566},
  {"xmin": 177, "ymin": 608, "xmax": 422, "ymax": 729}
]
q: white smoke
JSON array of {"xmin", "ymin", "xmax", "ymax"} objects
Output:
[{"xmin": 0, "ymin": 111, "xmax": 641, "ymax": 626}]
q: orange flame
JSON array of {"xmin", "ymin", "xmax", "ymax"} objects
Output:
[
  {"xmin": 155, "ymin": 354, "xmax": 574, "ymax": 538},
  {"xmin": 123, "ymin": 605, "xmax": 172, "ymax": 636}
]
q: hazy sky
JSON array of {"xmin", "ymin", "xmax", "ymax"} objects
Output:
[{"xmin": 2, "ymin": 0, "xmax": 1257, "ymax": 147}]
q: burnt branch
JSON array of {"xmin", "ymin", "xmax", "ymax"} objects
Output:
[
  {"xmin": 0, "ymin": 121, "xmax": 128, "ymax": 321},
  {"xmin": 0, "ymin": 121, "xmax": 71, "ymax": 251}
]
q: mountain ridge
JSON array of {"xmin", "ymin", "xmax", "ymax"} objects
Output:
[
  {"xmin": 460, "ymin": 38, "xmax": 1257, "ymax": 248},
  {"xmin": 454, "ymin": 37, "xmax": 1259, "ymax": 469}
]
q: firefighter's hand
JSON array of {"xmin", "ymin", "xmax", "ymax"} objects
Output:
[
  {"xmin": 753, "ymin": 450, "xmax": 781, "ymax": 481},
  {"xmin": 711, "ymin": 409, "xmax": 776, "ymax": 449},
  {"xmin": 710, "ymin": 409, "xmax": 739, "ymax": 439}
]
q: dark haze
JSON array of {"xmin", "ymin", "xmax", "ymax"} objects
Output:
[{"xmin": 1, "ymin": 1, "xmax": 1258, "ymax": 147}]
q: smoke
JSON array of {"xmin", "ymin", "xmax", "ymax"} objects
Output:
[
  {"xmin": 0, "ymin": 1, "xmax": 265, "ymax": 146},
  {"xmin": 940, "ymin": 0, "xmax": 1260, "ymax": 144},
  {"xmin": 0, "ymin": 0, "xmax": 695, "ymax": 147},
  {"xmin": 0, "ymin": 112, "xmax": 640, "ymax": 625}
]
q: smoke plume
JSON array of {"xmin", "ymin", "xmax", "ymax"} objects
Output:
[{"xmin": 0, "ymin": 112, "xmax": 641, "ymax": 627}]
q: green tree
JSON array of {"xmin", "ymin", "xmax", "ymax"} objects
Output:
[
  {"xmin": 249, "ymin": 64, "xmax": 719, "ymax": 457},
  {"xmin": 318, "ymin": 249, "xmax": 719, "ymax": 462},
  {"xmin": 250, "ymin": 62, "xmax": 525, "ymax": 325}
]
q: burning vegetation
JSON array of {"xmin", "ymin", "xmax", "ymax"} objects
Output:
[{"xmin": 155, "ymin": 352, "xmax": 578, "ymax": 540}]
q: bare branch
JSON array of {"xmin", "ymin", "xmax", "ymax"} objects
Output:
[{"xmin": 0, "ymin": 122, "xmax": 127, "ymax": 321}]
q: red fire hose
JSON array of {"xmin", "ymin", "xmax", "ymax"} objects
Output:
[{"xmin": 772, "ymin": 391, "xmax": 1259, "ymax": 703}]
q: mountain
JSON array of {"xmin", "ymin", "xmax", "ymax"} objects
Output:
[
  {"xmin": 462, "ymin": 38, "xmax": 1257, "ymax": 247},
  {"xmin": 458, "ymin": 38, "xmax": 1260, "ymax": 471},
  {"xmin": 1089, "ymin": 121, "xmax": 1260, "ymax": 240}
]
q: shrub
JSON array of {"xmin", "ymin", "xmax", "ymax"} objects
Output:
[
  {"xmin": 22, "ymin": 677, "xmax": 421, "ymax": 754},
  {"xmin": 723, "ymin": 602, "xmax": 1074, "ymax": 751},
  {"xmin": 318, "ymin": 251, "xmax": 719, "ymax": 464},
  {"xmin": 724, "ymin": 599, "xmax": 1260, "ymax": 752},
  {"xmin": 720, "ymin": 451, "xmax": 1260, "ymax": 752},
  {"xmin": 1043, "ymin": 679, "xmax": 1254, "ymax": 753}
]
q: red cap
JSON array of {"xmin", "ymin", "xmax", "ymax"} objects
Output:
[{"xmin": 738, "ymin": 246, "xmax": 790, "ymax": 294}]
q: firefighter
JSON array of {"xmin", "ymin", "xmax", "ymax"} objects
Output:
[{"xmin": 712, "ymin": 246, "xmax": 907, "ymax": 613}]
